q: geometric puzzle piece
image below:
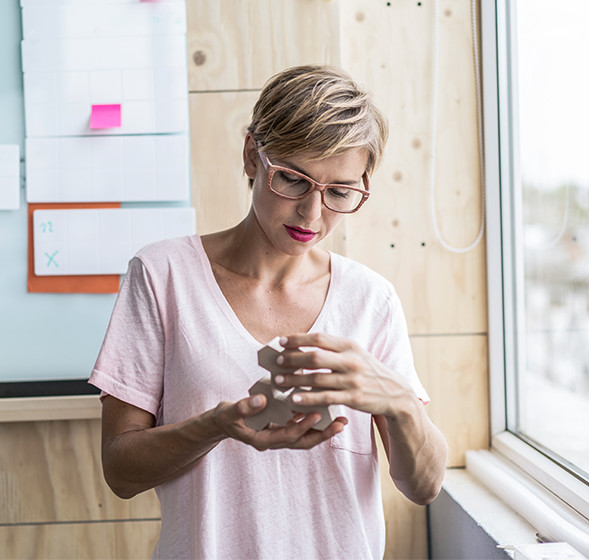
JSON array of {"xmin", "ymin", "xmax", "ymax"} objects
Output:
[
  {"xmin": 245, "ymin": 339, "xmax": 343, "ymax": 432},
  {"xmin": 244, "ymin": 374, "xmax": 293, "ymax": 431}
]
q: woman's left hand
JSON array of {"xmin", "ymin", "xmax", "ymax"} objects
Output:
[
  {"xmin": 277, "ymin": 332, "xmax": 448, "ymax": 506},
  {"xmin": 274, "ymin": 333, "xmax": 419, "ymax": 417}
]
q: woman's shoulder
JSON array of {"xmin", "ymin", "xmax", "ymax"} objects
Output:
[
  {"xmin": 331, "ymin": 251, "xmax": 395, "ymax": 295},
  {"xmin": 131, "ymin": 234, "xmax": 204, "ymax": 275}
]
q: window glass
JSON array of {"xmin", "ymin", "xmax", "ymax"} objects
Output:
[{"xmin": 514, "ymin": 0, "xmax": 589, "ymax": 477}]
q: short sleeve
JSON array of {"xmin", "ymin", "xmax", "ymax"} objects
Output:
[
  {"xmin": 374, "ymin": 290, "xmax": 431, "ymax": 404},
  {"xmin": 89, "ymin": 257, "xmax": 165, "ymax": 416}
]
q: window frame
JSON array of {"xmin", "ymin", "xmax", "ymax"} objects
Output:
[{"xmin": 482, "ymin": 0, "xmax": 589, "ymax": 521}]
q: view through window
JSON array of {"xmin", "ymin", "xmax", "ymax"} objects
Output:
[{"xmin": 513, "ymin": 0, "xmax": 589, "ymax": 478}]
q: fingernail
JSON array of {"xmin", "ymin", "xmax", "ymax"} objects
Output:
[
  {"xmin": 274, "ymin": 375, "xmax": 284, "ymax": 384},
  {"xmin": 251, "ymin": 395, "xmax": 264, "ymax": 408},
  {"xmin": 279, "ymin": 336, "xmax": 288, "ymax": 346},
  {"xmin": 292, "ymin": 394, "xmax": 302, "ymax": 403},
  {"xmin": 276, "ymin": 355, "xmax": 285, "ymax": 365}
]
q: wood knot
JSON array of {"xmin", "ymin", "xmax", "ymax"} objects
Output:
[{"xmin": 193, "ymin": 50, "xmax": 207, "ymax": 66}]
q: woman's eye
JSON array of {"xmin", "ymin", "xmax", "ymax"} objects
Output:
[
  {"xmin": 327, "ymin": 187, "xmax": 351, "ymax": 199},
  {"xmin": 278, "ymin": 171, "xmax": 303, "ymax": 184}
]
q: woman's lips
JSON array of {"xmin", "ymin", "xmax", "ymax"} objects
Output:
[{"xmin": 284, "ymin": 225, "xmax": 317, "ymax": 243}]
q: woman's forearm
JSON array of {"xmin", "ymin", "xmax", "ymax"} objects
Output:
[
  {"xmin": 380, "ymin": 396, "xmax": 448, "ymax": 505},
  {"xmin": 102, "ymin": 401, "xmax": 226, "ymax": 499}
]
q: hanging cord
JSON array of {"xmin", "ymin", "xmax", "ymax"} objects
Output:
[{"xmin": 429, "ymin": 0, "xmax": 486, "ymax": 253}]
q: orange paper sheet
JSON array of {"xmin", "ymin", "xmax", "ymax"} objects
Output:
[{"xmin": 28, "ymin": 202, "xmax": 121, "ymax": 294}]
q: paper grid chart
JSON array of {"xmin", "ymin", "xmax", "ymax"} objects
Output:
[
  {"xmin": 33, "ymin": 207, "xmax": 195, "ymax": 275},
  {"xmin": 22, "ymin": 0, "xmax": 192, "ymax": 285},
  {"xmin": 26, "ymin": 135, "xmax": 189, "ymax": 203},
  {"xmin": 22, "ymin": 0, "xmax": 181, "ymax": 5},
  {"xmin": 21, "ymin": 4, "xmax": 187, "ymax": 39},
  {"xmin": 22, "ymin": 36, "xmax": 188, "ymax": 137},
  {"xmin": 0, "ymin": 145, "xmax": 21, "ymax": 210}
]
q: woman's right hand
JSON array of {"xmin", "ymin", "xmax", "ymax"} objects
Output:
[
  {"xmin": 100, "ymin": 393, "xmax": 347, "ymax": 500},
  {"xmin": 212, "ymin": 394, "xmax": 348, "ymax": 451}
]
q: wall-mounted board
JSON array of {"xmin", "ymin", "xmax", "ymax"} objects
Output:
[{"xmin": 0, "ymin": 1, "xmax": 193, "ymax": 390}]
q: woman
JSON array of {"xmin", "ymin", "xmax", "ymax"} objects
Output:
[{"xmin": 90, "ymin": 65, "xmax": 447, "ymax": 559}]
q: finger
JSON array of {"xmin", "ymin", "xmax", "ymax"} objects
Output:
[
  {"xmin": 248, "ymin": 412, "xmax": 323, "ymax": 450},
  {"xmin": 282, "ymin": 417, "xmax": 349, "ymax": 450},
  {"xmin": 291, "ymin": 389, "xmax": 356, "ymax": 408},
  {"xmin": 235, "ymin": 394, "xmax": 268, "ymax": 417},
  {"xmin": 277, "ymin": 346, "xmax": 359, "ymax": 373},
  {"xmin": 280, "ymin": 333, "xmax": 355, "ymax": 353},
  {"xmin": 273, "ymin": 412, "xmax": 324, "ymax": 439},
  {"xmin": 275, "ymin": 371, "xmax": 351, "ymax": 391},
  {"xmin": 216, "ymin": 395, "xmax": 267, "ymax": 431}
]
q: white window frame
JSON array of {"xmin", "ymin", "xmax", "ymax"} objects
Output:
[{"xmin": 482, "ymin": 0, "xmax": 589, "ymax": 524}]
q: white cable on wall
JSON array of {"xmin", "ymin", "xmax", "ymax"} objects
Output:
[{"xmin": 429, "ymin": 0, "xmax": 486, "ymax": 253}]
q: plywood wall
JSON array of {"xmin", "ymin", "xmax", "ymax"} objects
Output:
[
  {"xmin": 0, "ymin": 419, "xmax": 161, "ymax": 559},
  {"xmin": 187, "ymin": 1, "xmax": 488, "ymax": 558},
  {"xmin": 2, "ymin": 1, "xmax": 488, "ymax": 559}
]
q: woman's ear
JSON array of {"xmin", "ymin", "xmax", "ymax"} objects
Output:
[{"xmin": 243, "ymin": 133, "xmax": 258, "ymax": 179}]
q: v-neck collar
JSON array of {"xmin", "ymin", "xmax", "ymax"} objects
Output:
[{"xmin": 190, "ymin": 234, "xmax": 338, "ymax": 349}]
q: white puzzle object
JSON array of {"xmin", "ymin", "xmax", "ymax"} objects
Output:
[{"xmin": 245, "ymin": 337, "xmax": 342, "ymax": 432}]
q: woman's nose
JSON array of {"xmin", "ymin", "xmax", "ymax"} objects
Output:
[{"xmin": 296, "ymin": 189, "xmax": 324, "ymax": 221}]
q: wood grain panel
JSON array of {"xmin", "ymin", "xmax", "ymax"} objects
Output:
[
  {"xmin": 186, "ymin": 0, "xmax": 340, "ymax": 91},
  {"xmin": 0, "ymin": 395, "xmax": 101, "ymax": 422},
  {"xmin": 1, "ymin": 520, "xmax": 160, "ymax": 560},
  {"xmin": 339, "ymin": 0, "xmax": 487, "ymax": 335},
  {"xmin": 411, "ymin": 334, "xmax": 489, "ymax": 467},
  {"xmin": 0, "ymin": 419, "xmax": 160, "ymax": 524},
  {"xmin": 189, "ymin": 91, "xmax": 257, "ymax": 235}
]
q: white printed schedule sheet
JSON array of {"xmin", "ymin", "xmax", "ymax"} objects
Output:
[
  {"xmin": 33, "ymin": 207, "xmax": 195, "ymax": 275},
  {"xmin": 21, "ymin": 0, "xmax": 196, "ymax": 286}
]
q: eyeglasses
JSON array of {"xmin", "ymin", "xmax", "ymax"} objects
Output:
[{"xmin": 257, "ymin": 148, "xmax": 370, "ymax": 214}]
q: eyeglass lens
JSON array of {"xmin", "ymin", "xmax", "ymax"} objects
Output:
[{"xmin": 271, "ymin": 169, "xmax": 364, "ymax": 212}]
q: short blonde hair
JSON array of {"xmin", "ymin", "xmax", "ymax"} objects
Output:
[{"xmin": 247, "ymin": 65, "xmax": 388, "ymax": 175}]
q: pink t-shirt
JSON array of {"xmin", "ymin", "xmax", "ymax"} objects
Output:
[{"xmin": 89, "ymin": 234, "xmax": 428, "ymax": 560}]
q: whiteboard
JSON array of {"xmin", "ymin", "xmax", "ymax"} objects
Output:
[{"xmin": 0, "ymin": 1, "xmax": 193, "ymax": 390}]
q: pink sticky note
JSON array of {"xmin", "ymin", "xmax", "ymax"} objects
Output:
[{"xmin": 90, "ymin": 104, "xmax": 121, "ymax": 129}]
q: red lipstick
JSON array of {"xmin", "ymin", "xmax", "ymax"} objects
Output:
[{"xmin": 284, "ymin": 225, "xmax": 316, "ymax": 243}]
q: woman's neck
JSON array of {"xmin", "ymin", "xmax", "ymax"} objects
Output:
[{"xmin": 201, "ymin": 218, "xmax": 328, "ymax": 290}]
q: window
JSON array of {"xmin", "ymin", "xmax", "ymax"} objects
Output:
[{"xmin": 484, "ymin": 0, "xmax": 589, "ymax": 521}]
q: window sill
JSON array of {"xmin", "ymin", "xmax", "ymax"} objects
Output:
[
  {"xmin": 465, "ymin": 442, "xmax": 589, "ymax": 557},
  {"xmin": 492, "ymin": 431, "xmax": 589, "ymax": 521}
]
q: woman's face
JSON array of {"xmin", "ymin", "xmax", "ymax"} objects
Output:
[{"xmin": 244, "ymin": 136, "xmax": 369, "ymax": 257}]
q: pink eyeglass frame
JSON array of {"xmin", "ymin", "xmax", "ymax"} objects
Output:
[{"xmin": 257, "ymin": 148, "xmax": 371, "ymax": 214}]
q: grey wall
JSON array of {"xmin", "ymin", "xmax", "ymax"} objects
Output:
[{"xmin": 429, "ymin": 489, "xmax": 511, "ymax": 559}]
